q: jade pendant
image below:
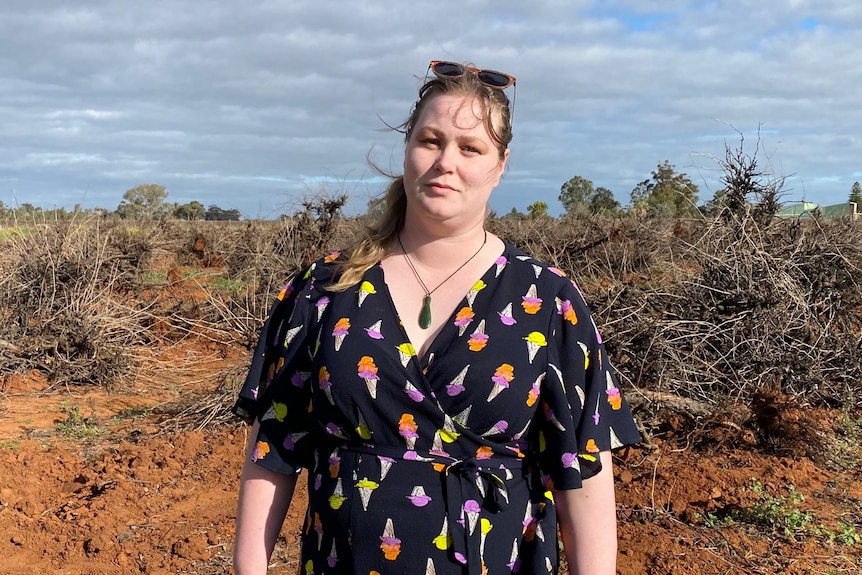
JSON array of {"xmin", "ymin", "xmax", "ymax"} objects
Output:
[{"xmin": 419, "ymin": 294, "xmax": 432, "ymax": 329}]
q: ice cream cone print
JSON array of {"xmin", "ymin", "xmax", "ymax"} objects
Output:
[
  {"xmin": 364, "ymin": 319, "xmax": 384, "ymax": 340},
  {"xmin": 329, "ymin": 478, "xmax": 346, "ymax": 510},
  {"xmin": 481, "ymin": 420, "xmax": 508, "ymax": 437},
  {"xmin": 432, "ymin": 518, "xmax": 452, "ymax": 550},
  {"xmin": 315, "ymin": 296, "xmax": 330, "ymax": 322},
  {"xmin": 404, "ymin": 380, "xmax": 424, "ymax": 402},
  {"xmin": 355, "ymin": 477, "xmax": 379, "ymax": 511},
  {"xmin": 494, "ymin": 255, "xmax": 508, "ymax": 277},
  {"xmin": 453, "ymin": 405, "xmax": 472, "ymax": 428},
  {"xmin": 532, "ymin": 263, "xmax": 543, "ymax": 278},
  {"xmin": 606, "ymin": 371, "xmax": 622, "ymax": 410},
  {"xmin": 355, "ymin": 408, "xmax": 372, "ymax": 440},
  {"xmin": 439, "ymin": 414, "xmax": 460, "ymax": 443},
  {"xmin": 454, "ymin": 306, "xmax": 475, "ymax": 336},
  {"xmin": 446, "ymin": 364, "xmax": 470, "ymax": 397},
  {"xmin": 379, "ymin": 517, "xmax": 401, "ymax": 560},
  {"xmin": 276, "ymin": 281, "xmax": 293, "ymax": 301},
  {"xmin": 407, "ymin": 485, "xmax": 432, "ymax": 507},
  {"xmin": 357, "ymin": 356, "xmax": 379, "ymax": 399},
  {"xmin": 488, "ymin": 363, "xmax": 514, "ymax": 401},
  {"xmin": 497, "ymin": 302, "xmax": 517, "ymax": 326},
  {"xmin": 467, "ymin": 320, "xmax": 488, "ymax": 351},
  {"xmin": 328, "ymin": 449, "xmax": 341, "ymax": 478},
  {"xmin": 543, "ymin": 402, "xmax": 566, "ymax": 431},
  {"xmin": 479, "ymin": 517, "xmax": 493, "ymax": 556},
  {"xmin": 526, "ymin": 373, "xmax": 544, "ymax": 407},
  {"xmin": 524, "ymin": 331, "xmax": 547, "ymax": 364},
  {"xmin": 561, "ymin": 452, "xmax": 580, "ymax": 471},
  {"xmin": 313, "ymin": 512, "xmax": 323, "ymax": 550},
  {"xmin": 398, "ymin": 413, "xmax": 418, "ymax": 450},
  {"xmin": 357, "ymin": 280, "xmax": 376, "ymax": 307},
  {"xmin": 464, "ymin": 499, "xmax": 480, "ymax": 535},
  {"xmin": 430, "ymin": 430, "xmax": 447, "ymax": 456},
  {"xmin": 556, "ymin": 297, "xmax": 578, "ymax": 325},
  {"xmin": 327, "ymin": 540, "xmax": 338, "ymax": 568},
  {"xmin": 318, "ymin": 366, "xmax": 334, "ymax": 405},
  {"xmin": 396, "ymin": 343, "xmax": 416, "ymax": 367},
  {"xmin": 425, "ymin": 557, "xmax": 438, "ymax": 575},
  {"xmin": 466, "ymin": 279, "xmax": 486, "ymax": 306},
  {"xmin": 332, "ymin": 318, "xmax": 350, "ymax": 351},
  {"xmin": 285, "ymin": 325, "xmax": 303, "ymax": 346},
  {"xmin": 521, "ymin": 284, "xmax": 542, "ymax": 314},
  {"xmin": 251, "ymin": 440, "xmax": 270, "ymax": 462},
  {"xmin": 609, "ymin": 426, "xmax": 623, "ymax": 449},
  {"xmin": 378, "ymin": 455, "xmax": 394, "ymax": 481},
  {"xmin": 506, "ymin": 538, "xmax": 521, "ymax": 571}
]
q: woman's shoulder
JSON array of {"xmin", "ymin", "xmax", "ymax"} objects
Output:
[{"xmin": 500, "ymin": 241, "xmax": 576, "ymax": 293}]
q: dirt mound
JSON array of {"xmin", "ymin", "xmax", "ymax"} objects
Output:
[{"xmin": 1, "ymin": 358, "xmax": 860, "ymax": 574}]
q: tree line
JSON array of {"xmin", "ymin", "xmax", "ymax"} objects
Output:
[
  {"xmin": 3, "ymin": 167, "xmax": 861, "ymax": 223},
  {"xmin": 0, "ymin": 184, "xmax": 241, "ymax": 222}
]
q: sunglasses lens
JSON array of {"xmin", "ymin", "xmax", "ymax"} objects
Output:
[
  {"xmin": 432, "ymin": 62, "xmax": 464, "ymax": 78},
  {"xmin": 477, "ymin": 70, "xmax": 512, "ymax": 88}
]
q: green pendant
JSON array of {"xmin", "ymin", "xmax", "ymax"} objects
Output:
[{"xmin": 419, "ymin": 294, "xmax": 432, "ymax": 329}]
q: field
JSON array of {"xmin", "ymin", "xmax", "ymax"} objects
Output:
[{"xmin": 0, "ymin": 211, "xmax": 860, "ymax": 574}]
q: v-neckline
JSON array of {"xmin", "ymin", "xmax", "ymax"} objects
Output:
[{"xmin": 375, "ymin": 242, "xmax": 510, "ymax": 367}]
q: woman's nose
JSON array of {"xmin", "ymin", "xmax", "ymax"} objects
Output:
[{"xmin": 434, "ymin": 145, "xmax": 456, "ymax": 172}]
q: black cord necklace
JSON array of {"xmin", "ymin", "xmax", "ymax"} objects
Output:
[{"xmin": 398, "ymin": 231, "xmax": 488, "ymax": 329}]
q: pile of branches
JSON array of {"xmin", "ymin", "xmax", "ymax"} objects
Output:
[{"xmin": 0, "ymin": 218, "xmax": 161, "ymax": 388}]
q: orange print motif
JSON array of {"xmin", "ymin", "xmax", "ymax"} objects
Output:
[
  {"xmin": 476, "ymin": 445, "xmax": 494, "ymax": 460},
  {"xmin": 468, "ymin": 331, "xmax": 489, "ymax": 351},
  {"xmin": 522, "ymin": 285, "xmax": 542, "ymax": 314},
  {"xmin": 357, "ymin": 356, "xmax": 379, "ymax": 378},
  {"xmin": 559, "ymin": 299, "xmax": 578, "ymax": 325},
  {"xmin": 585, "ymin": 439, "xmax": 600, "ymax": 453},
  {"xmin": 492, "ymin": 364, "xmax": 515, "ymax": 384},
  {"xmin": 454, "ymin": 307, "xmax": 475, "ymax": 327},
  {"xmin": 252, "ymin": 441, "xmax": 270, "ymax": 461}
]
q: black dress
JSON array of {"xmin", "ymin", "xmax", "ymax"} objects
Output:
[{"xmin": 234, "ymin": 242, "xmax": 641, "ymax": 574}]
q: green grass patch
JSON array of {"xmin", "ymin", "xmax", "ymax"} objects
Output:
[
  {"xmin": 55, "ymin": 402, "xmax": 105, "ymax": 439},
  {"xmin": 212, "ymin": 276, "xmax": 246, "ymax": 295}
]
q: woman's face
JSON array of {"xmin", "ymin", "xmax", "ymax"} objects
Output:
[{"xmin": 403, "ymin": 93, "xmax": 509, "ymax": 230}]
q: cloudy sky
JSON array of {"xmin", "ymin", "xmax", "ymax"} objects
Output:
[{"xmin": 2, "ymin": 1, "xmax": 860, "ymax": 218}]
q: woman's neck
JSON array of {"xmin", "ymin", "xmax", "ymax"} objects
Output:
[{"xmin": 396, "ymin": 218, "xmax": 488, "ymax": 266}]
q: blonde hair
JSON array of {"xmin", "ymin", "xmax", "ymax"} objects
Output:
[{"xmin": 329, "ymin": 71, "xmax": 513, "ymax": 291}]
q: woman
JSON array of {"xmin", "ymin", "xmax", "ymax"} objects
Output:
[{"xmin": 233, "ymin": 60, "xmax": 641, "ymax": 575}]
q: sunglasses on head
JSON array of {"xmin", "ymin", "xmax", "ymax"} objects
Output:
[{"xmin": 428, "ymin": 60, "xmax": 516, "ymax": 90}]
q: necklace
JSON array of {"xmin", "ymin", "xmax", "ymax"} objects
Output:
[{"xmin": 398, "ymin": 230, "xmax": 488, "ymax": 329}]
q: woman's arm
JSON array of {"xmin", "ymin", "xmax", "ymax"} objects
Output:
[
  {"xmin": 233, "ymin": 420, "xmax": 298, "ymax": 575},
  {"xmin": 554, "ymin": 450, "xmax": 618, "ymax": 575}
]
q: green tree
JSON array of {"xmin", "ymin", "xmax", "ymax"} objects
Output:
[
  {"xmin": 630, "ymin": 162, "xmax": 699, "ymax": 217},
  {"xmin": 850, "ymin": 181, "xmax": 862, "ymax": 205},
  {"xmin": 205, "ymin": 204, "xmax": 241, "ymax": 221},
  {"xmin": 173, "ymin": 200, "xmax": 206, "ymax": 220},
  {"xmin": 591, "ymin": 186, "xmax": 621, "ymax": 215},
  {"xmin": 526, "ymin": 201, "xmax": 549, "ymax": 219},
  {"xmin": 559, "ymin": 176, "xmax": 621, "ymax": 216},
  {"xmin": 559, "ymin": 176, "xmax": 594, "ymax": 215},
  {"xmin": 117, "ymin": 184, "xmax": 168, "ymax": 220}
]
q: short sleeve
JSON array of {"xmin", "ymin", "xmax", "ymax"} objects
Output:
[
  {"xmin": 536, "ymin": 279, "xmax": 641, "ymax": 490},
  {"xmin": 232, "ymin": 261, "xmax": 328, "ymax": 475}
]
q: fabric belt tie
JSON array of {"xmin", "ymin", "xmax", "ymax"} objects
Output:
[{"xmin": 339, "ymin": 444, "xmax": 522, "ymax": 573}]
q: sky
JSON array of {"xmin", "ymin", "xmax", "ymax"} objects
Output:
[{"xmin": 2, "ymin": 0, "xmax": 861, "ymax": 218}]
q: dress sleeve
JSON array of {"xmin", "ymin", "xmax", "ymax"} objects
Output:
[
  {"xmin": 232, "ymin": 262, "xmax": 323, "ymax": 475},
  {"xmin": 536, "ymin": 279, "xmax": 641, "ymax": 490}
]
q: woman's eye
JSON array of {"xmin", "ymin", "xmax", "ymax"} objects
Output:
[
  {"xmin": 422, "ymin": 138, "xmax": 440, "ymax": 146},
  {"xmin": 462, "ymin": 145, "xmax": 480, "ymax": 154}
]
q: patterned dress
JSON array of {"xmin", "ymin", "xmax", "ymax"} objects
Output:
[{"xmin": 233, "ymin": 242, "xmax": 641, "ymax": 574}]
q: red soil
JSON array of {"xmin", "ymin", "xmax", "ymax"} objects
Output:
[{"xmin": 0, "ymin": 343, "xmax": 859, "ymax": 574}]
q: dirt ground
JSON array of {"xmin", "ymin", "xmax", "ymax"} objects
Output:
[{"xmin": 0, "ymin": 339, "xmax": 860, "ymax": 575}]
